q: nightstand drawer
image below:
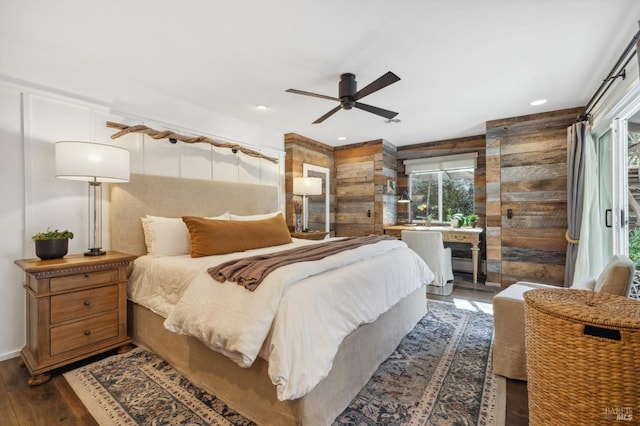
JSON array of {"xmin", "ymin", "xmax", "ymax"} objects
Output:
[
  {"xmin": 50, "ymin": 312, "xmax": 119, "ymax": 356},
  {"xmin": 50, "ymin": 286, "xmax": 118, "ymax": 324},
  {"xmin": 50, "ymin": 269, "xmax": 118, "ymax": 292}
]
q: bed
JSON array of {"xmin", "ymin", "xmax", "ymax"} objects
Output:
[{"xmin": 110, "ymin": 174, "xmax": 432, "ymax": 425}]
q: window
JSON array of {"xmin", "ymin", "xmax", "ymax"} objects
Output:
[{"xmin": 404, "ymin": 153, "xmax": 477, "ymax": 222}]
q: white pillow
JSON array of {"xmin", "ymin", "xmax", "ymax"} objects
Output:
[
  {"xmin": 229, "ymin": 211, "xmax": 282, "ymax": 221},
  {"xmin": 141, "ymin": 213, "xmax": 229, "ymax": 256}
]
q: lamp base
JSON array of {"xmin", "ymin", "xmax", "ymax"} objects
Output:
[{"xmin": 84, "ymin": 248, "xmax": 106, "ymax": 256}]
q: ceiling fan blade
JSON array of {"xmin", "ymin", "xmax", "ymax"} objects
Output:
[
  {"xmin": 354, "ymin": 102, "xmax": 398, "ymax": 119},
  {"xmin": 313, "ymin": 105, "xmax": 342, "ymax": 124},
  {"xmin": 353, "ymin": 71, "xmax": 400, "ymax": 100},
  {"xmin": 285, "ymin": 88, "xmax": 340, "ymax": 102}
]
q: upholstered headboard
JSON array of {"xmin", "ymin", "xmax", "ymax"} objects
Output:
[{"xmin": 110, "ymin": 174, "xmax": 279, "ymax": 256}]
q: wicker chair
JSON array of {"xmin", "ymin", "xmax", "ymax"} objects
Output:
[{"xmin": 492, "ymin": 254, "xmax": 635, "ymax": 381}]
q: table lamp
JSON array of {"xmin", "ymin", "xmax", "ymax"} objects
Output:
[
  {"xmin": 55, "ymin": 141, "xmax": 130, "ymax": 256},
  {"xmin": 398, "ymin": 191, "xmax": 412, "ymax": 224},
  {"xmin": 293, "ymin": 177, "xmax": 322, "ymax": 232}
]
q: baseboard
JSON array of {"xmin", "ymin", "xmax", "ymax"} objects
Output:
[
  {"xmin": 452, "ymin": 257, "xmax": 486, "ymax": 275},
  {"xmin": 0, "ymin": 349, "xmax": 21, "ymax": 362}
]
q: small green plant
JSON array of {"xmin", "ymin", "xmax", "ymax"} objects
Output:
[
  {"xmin": 453, "ymin": 213, "xmax": 466, "ymax": 226},
  {"xmin": 32, "ymin": 228, "xmax": 74, "ymax": 241},
  {"xmin": 445, "ymin": 208, "xmax": 453, "ymax": 222},
  {"xmin": 467, "ymin": 213, "xmax": 478, "ymax": 222}
]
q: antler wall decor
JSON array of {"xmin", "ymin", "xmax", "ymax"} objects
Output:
[{"xmin": 105, "ymin": 121, "xmax": 279, "ymax": 164}]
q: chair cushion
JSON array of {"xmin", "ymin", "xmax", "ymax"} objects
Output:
[{"xmin": 593, "ymin": 254, "xmax": 634, "ymax": 295}]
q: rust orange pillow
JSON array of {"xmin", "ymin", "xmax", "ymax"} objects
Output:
[{"xmin": 182, "ymin": 214, "xmax": 292, "ymax": 257}]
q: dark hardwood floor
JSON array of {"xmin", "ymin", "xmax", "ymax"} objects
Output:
[
  {"xmin": 0, "ymin": 354, "xmax": 99, "ymax": 425},
  {"xmin": 0, "ymin": 273, "xmax": 528, "ymax": 425}
]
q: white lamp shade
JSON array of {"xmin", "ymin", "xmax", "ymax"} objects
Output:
[
  {"xmin": 55, "ymin": 141, "xmax": 130, "ymax": 182},
  {"xmin": 293, "ymin": 177, "xmax": 322, "ymax": 196}
]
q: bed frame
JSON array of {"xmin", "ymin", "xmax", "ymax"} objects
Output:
[{"xmin": 110, "ymin": 174, "xmax": 427, "ymax": 425}]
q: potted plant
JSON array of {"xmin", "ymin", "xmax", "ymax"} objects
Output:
[
  {"xmin": 467, "ymin": 213, "xmax": 478, "ymax": 228},
  {"xmin": 32, "ymin": 228, "xmax": 74, "ymax": 260},
  {"xmin": 451, "ymin": 213, "xmax": 464, "ymax": 228}
]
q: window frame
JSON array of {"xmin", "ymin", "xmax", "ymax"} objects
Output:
[{"xmin": 405, "ymin": 153, "xmax": 477, "ymax": 223}]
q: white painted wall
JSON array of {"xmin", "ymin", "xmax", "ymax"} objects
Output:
[
  {"xmin": 0, "ymin": 79, "xmax": 285, "ymax": 361},
  {"xmin": 0, "ymin": 86, "xmax": 25, "ymax": 360}
]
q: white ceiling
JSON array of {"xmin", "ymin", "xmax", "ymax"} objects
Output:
[{"xmin": 2, "ymin": 0, "xmax": 640, "ymax": 147}]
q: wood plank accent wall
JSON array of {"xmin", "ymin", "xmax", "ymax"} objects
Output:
[
  {"xmin": 284, "ymin": 133, "xmax": 335, "ymax": 234},
  {"xmin": 485, "ymin": 107, "xmax": 584, "ymax": 287},
  {"xmin": 396, "ymin": 135, "xmax": 487, "ymax": 262},
  {"xmin": 334, "ymin": 140, "xmax": 397, "ymax": 236}
]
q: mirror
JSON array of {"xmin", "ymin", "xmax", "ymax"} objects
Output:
[{"xmin": 303, "ymin": 163, "xmax": 330, "ymax": 233}]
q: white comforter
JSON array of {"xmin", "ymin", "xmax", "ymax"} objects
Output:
[{"xmin": 130, "ymin": 238, "xmax": 433, "ymax": 400}]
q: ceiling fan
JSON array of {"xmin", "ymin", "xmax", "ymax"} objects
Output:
[{"xmin": 286, "ymin": 71, "xmax": 401, "ymax": 124}]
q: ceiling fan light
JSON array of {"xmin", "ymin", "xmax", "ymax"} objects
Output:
[{"xmin": 286, "ymin": 71, "xmax": 401, "ymax": 124}]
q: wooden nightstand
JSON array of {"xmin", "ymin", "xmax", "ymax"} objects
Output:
[
  {"xmin": 290, "ymin": 231, "xmax": 329, "ymax": 240},
  {"xmin": 15, "ymin": 251, "xmax": 136, "ymax": 385}
]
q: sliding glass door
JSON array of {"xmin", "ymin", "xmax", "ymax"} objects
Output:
[
  {"xmin": 597, "ymin": 120, "xmax": 629, "ymax": 258},
  {"xmin": 626, "ymin": 111, "xmax": 640, "ymax": 265},
  {"xmin": 591, "ymin": 82, "xmax": 640, "ymax": 297},
  {"xmin": 598, "ymin": 129, "xmax": 615, "ymax": 259}
]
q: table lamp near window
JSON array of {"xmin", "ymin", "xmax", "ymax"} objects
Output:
[
  {"xmin": 398, "ymin": 190, "xmax": 412, "ymax": 224},
  {"xmin": 293, "ymin": 177, "xmax": 322, "ymax": 232},
  {"xmin": 55, "ymin": 141, "xmax": 130, "ymax": 256}
]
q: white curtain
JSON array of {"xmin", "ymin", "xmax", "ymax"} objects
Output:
[{"xmin": 574, "ymin": 126, "xmax": 605, "ymax": 283}]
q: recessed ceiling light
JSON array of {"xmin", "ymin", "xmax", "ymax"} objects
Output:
[
  {"xmin": 255, "ymin": 105, "xmax": 269, "ymax": 110},
  {"xmin": 385, "ymin": 118, "xmax": 401, "ymax": 124},
  {"xmin": 337, "ymin": 136, "xmax": 347, "ymax": 141},
  {"xmin": 530, "ymin": 99, "xmax": 547, "ymax": 106}
]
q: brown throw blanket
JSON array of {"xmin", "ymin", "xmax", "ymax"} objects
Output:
[{"xmin": 207, "ymin": 235, "xmax": 396, "ymax": 291}]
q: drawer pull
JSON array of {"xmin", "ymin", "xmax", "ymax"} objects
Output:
[
  {"xmin": 84, "ymin": 330, "xmax": 91, "ymax": 336},
  {"xmin": 84, "ymin": 300, "xmax": 92, "ymax": 307},
  {"xmin": 84, "ymin": 273, "xmax": 89, "ymax": 278}
]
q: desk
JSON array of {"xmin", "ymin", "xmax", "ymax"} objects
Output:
[{"xmin": 384, "ymin": 225, "xmax": 483, "ymax": 284}]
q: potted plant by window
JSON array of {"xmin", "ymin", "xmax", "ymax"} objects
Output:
[
  {"xmin": 32, "ymin": 229, "xmax": 74, "ymax": 260},
  {"xmin": 450, "ymin": 213, "xmax": 467, "ymax": 228},
  {"xmin": 467, "ymin": 213, "xmax": 478, "ymax": 228}
]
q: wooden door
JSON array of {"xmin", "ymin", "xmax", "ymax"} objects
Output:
[{"xmin": 335, "ymin": 146, "xmax": 377, "ymax": 236}]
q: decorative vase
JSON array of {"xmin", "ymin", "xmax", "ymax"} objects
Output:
[
  {"xmin": 470, "ymin": 220, "xmax": 477, "ymax": 228},
  {"xmin": 35, "ymin": 239, "xmax": 69, "ymax": 260}
]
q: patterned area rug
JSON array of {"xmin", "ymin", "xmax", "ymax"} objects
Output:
[
  {"xmin": 65, "ymin": 300, "xmax": 498, "ymax": 425},
  {"xmin": 335, "ymin": 300, "xmax": 497, "ymax": 425}
]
